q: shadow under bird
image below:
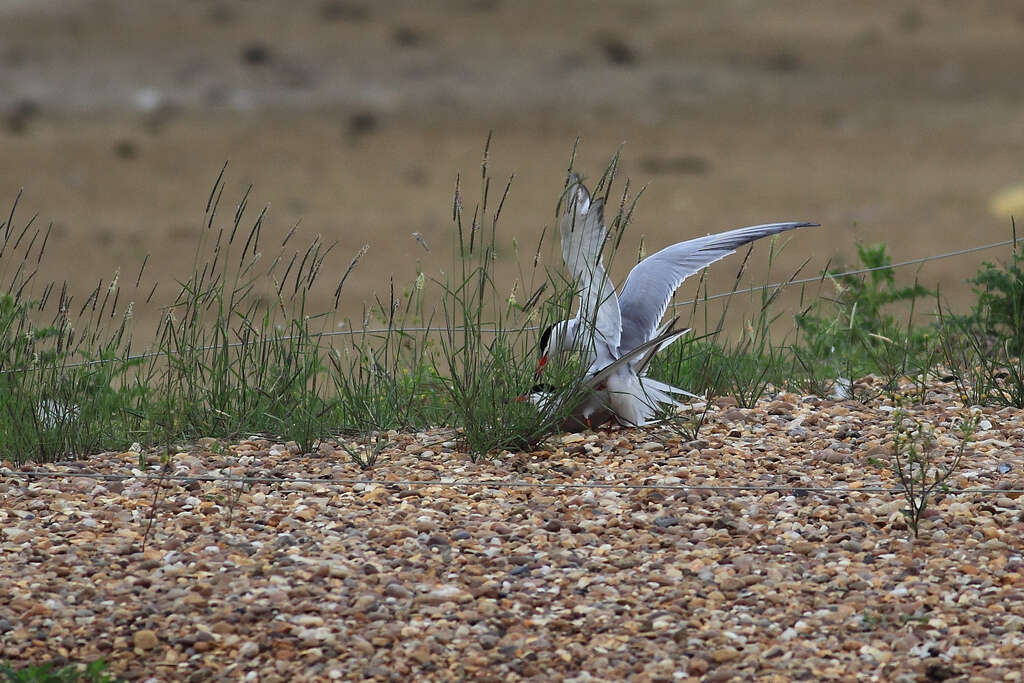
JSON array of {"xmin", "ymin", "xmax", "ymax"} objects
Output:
[{"xmin": 528, "ymin": 174, "xmax": 818, "ymax": 430}]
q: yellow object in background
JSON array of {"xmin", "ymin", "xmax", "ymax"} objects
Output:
[{"xmin": 990, "ymin": 185, "xmax": 1024, "ymax": 218}]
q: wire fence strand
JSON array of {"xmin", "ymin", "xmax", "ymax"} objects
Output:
[
  {"xmin": 4, "ymin": 234, "xmax": 1020, "ymax": 374},
  {"xmin": 3, "ymin": 468, "xmax": 1022, "ymax": 497}
]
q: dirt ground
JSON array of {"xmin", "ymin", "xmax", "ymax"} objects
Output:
[{"xmin": 2, "ymin": 0, "xmax": 1024, "ymax": 337}]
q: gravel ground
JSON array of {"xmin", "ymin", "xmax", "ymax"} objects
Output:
[{"xmin": 2, "ymin": 383, "xmax": 1023, "ymax": 682}]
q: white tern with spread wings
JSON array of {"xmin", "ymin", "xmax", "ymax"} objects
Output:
[{"xmin": 532, "ymin": 174, "xmax": 817, "ymax": 428}]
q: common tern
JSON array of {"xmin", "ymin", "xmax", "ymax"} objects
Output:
[{"xmin": 532, "ymin": 174, "xmax": 817, "ymax": 429}]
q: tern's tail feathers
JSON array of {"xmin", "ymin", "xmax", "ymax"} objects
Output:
[
  {"xmin": 607, "ymin": 374, "xmax": 697, "ymax": 427},
  {"xmin": 642, "ymin": 377, "xmax": 702, "ymax": 400}
]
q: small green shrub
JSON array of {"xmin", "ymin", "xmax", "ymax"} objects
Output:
[
  {"xmin": 0, "ymin": 659, "xmax": 121, "ymax": 683},
  {"xmin": 961, "ymin": 227, "xmax": 1024, "ymax": 355},
  {"xmin": 890, "ymin": 405, "xmax": 978, "ymax": 538},
  {"xmin": 793, "ymin": 243, "xmax": 935, "ymax": 396}
]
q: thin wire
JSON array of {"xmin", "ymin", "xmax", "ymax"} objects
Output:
[
  {"xmin": 3, "ymin": 468, "xmax": 1021, "ymax": 496},
  {"xmin": 4, "ymin": 235, "xmax": 1021, "ymax": 374}
]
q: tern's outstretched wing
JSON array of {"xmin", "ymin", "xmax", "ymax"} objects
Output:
[
  {"xmin": 617, "ymin": 221, "xmax": 817, "ymax": 353},
  {"xmin": 559, "ymin": 175, "xmax": 607, "ymax": 281},
  {"xmin": 559, "ymin": 175, "xmax": 621, "ymax": 355}
]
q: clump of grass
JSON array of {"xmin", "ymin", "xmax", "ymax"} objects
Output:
[
  {"xmin": 0, "ymin": 166, "xmax": 398, "ymax": 463},
  {"xmin": 132, "ymin": 167, "xmax": 342, "ymax": 451},
  {"xmin": 431, "ymin": 136, "xmax": 589, "ymax": 455},
  {"xmin": 936, "ymin": 224, "xmax": 1024, "ymax": 408},
  {"xmin": 936, "ymin": 304, "xmax": 1024, "ymax": 408},
  {"xmin": 328, "ymin": 284, "xmax": 446, "ymax": 436},
  {"xmin": 339, "ymin": 432, "xmax": 392, "ymax": 470},
  {"xmin": 665, "ymin": 393, "xmax": 715, "ymax": 441},
  {"xmin": 0, "ymin": 191, "xmax": 136, "ymax": 461}
]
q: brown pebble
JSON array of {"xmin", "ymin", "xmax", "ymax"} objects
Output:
[
  {"xmin": 722, "ymin": 408, "xmax": 754, "ymax": 423},
  {"xmin": 133, "ymin": 629, "xmax": 159, "ymax": 651},
  {"xmin": 711, "ymin": 646, "xmax": 740, "ymax": 663},
  {"xmin": 792, "ymin": 541, "xmax": 816, "ymax": 554},
  {"xmin": 211, "ymin": 621, "xmax": 234, "ymax": 635},
  {"xmin": 689, "ymin": 657, "xmax": 710, "ymax": 674},
  {"xmin": 384, "ymin": 583, "xmax": 413, "ymax": 599},
  {"xmin": 352, "ymin": 635, "xmax": 374, "ymax": 655}
]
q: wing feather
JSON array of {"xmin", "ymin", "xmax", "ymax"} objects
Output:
[
  {"xmin": 559, "ymin": 176, "xmax": 622, "ymax": 354},
  {"xmin": 617, "ymin": 221, "xmax": 817, "ymax": 353}
]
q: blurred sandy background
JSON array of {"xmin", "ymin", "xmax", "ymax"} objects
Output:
[{"xmin": 2, "ymin": 0, "xmax": 1023, "ymax": 339}]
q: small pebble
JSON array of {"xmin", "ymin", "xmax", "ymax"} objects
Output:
[
  {"xmin": 238, "ymin": 641, "xmax": 259, "ymax": 659},
  {"xmin": 384, "ymin": 583, "xmax": 413, "ymax": 599},
  {"xmin": 133, "ymin": 629, "xmax": 159, "ymax": 651}
]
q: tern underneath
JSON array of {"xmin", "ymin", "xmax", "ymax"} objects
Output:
[{"xmin": 530, "ymin": 174, "xmax": 817, "ymax": 429}]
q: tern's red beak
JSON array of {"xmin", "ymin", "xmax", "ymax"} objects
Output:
[{"xmin": 516, "ymin": 356, "xmax": 548, "ymax": 402}]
